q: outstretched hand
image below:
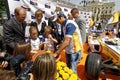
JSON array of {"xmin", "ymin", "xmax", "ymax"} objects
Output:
[
  {"xmin": 0, "ymin": 61, "xmax": 8, "ymax": 69},
  {"xmin": 53, "ymin": 52, "xmax": 60, "ymax": 62},
  {"xmin": 53, "ymin": 53, "xmax": 58, "ymax": 57}
]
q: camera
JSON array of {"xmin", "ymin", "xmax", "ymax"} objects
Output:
[
  {"xmin": 16, "ymin": 61, "xmax": 33, "ymax": 80},
  {"xmin": 10, "ymin": 55, "xmax": 33, "ymax": 80},
  {"xmin": 0, "ymin": 51, "xmax": 33, "ymax": 80}
]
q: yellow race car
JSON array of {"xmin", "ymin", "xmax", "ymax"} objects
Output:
[{"xmin": 85, "ymin": 32, "xmax": 120, "ymax": 79}]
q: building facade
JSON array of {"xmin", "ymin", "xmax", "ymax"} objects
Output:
[
  {"xmin": 85, "ymin": 1, "xmax": 115, "ymax": 23},
  {"xmin": 52, "ymin": 0, "xmax": 115, "ymax": 26}
]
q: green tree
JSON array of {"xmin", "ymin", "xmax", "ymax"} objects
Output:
[{"xmin": 0, "ymin": 0, "xmax": 6, "ymax": 11}]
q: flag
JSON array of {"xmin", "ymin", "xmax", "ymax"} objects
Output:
[
  {"xmin": 89, "ymin": 18, "xmax": 94, "ymax": 27},
  {"xmin": 108, "ymin": 11, "xmax": 120, "ymax": 24}
]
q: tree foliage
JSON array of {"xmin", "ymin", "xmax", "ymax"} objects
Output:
[{"xmin": 0, "ymin": 0, "xmax": 6, "ymax": 11}]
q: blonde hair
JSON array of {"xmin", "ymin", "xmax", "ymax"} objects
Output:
[
  {"xmin": 71, "ymin": 8, "xmax": 79, "ymax": 14},
  {"xmin": 29, "ymin": 26, "xmax": 38, "ymax": 34},
  {"xmin": 55, "ymin": 6, "xmax": 62, "ymax": 12},
  {"xmin": 0, "ymin": 70, "xmax": 16, "ymax": 80},
  {"xmin": 32, "ymin": 53, "xmax": 56, "ymax": 80},
  {"xmin": 44, "ymin": 26, "xmax": 52, "ymax": 34},
  {"xmin": 35, "ymin": 9, "xmax": 43, "ymax": 17}
]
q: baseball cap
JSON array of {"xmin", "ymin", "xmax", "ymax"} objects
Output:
[{"xmin": 52, "ymin": 11, "xmax": 64, "ymax": 22}]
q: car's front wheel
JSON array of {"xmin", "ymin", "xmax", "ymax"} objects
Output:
[{"xmin": 85, "ymin": 52, "xmax": 102, "ymax": 78}]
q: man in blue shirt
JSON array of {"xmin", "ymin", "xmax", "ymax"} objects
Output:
[{"xmin": 53, "ymin": 11, "xmax": 83, "ymax": 73}]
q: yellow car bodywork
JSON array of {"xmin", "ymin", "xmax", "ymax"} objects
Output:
[{"xmin": 98, "ymin": 37, "xmax": 120, "ymax": 66}]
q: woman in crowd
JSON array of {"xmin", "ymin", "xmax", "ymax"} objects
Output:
[
  {"xmin": 29, "ymin": 53, "xmax": 56, "ymax": 80},
  {"xmin": 30, "ymin": 9, "xmax": 46, "ymax": 36}
]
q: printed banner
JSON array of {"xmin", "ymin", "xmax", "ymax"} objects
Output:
[
  {"xmin": 6, "ymin": 0, "xmax": 92, "ymax": 36},
  {"xmin": 7, "ymin": 0, "xmax": 92, "ymax": 25}
]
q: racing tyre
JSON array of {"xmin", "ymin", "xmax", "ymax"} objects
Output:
[{"xmin": 85, "ymin": 52, "xmax": 102, "ymax": 78}]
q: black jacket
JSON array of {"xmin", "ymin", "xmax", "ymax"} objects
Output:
[
  {"xmin": 29, "ymin": 21, "xmax": 46, "ymax": 35},
  {"xmin": 3, "ymin": 17, "xmax": 26, "ymax": 53},
  {"xmin": 48, "ymin": 16, "xmax": 64, "ymax": 44}
]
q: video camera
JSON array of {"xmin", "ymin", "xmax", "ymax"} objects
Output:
[
  {"xmin": 16, "ymin": 61, "xmax": 33, "ymax": 80},
  {"xmin": 10, "ymin": 55, "xmax": 33, "ymax": 80},
  {"xmin": 0, "ymin": 51, "xmax": 33, "ymax": 80}
]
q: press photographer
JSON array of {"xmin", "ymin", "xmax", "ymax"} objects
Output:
[
  {"xmin": 0, "ymin": 51, "xmax": 25, "ymax": 71},
  {"xmin": 10, "ymin": 55, "xmax": 26, "ymax": 76},
  {"xmin": 0, "ymin": 53, "xmax": 33, "ymax": 80}
]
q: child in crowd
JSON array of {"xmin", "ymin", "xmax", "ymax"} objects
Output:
[
  {"xmin": 0, "ymin": 42, "xmax": 32, "ymax": 70},
  {"xmin": 0, "ymin": 69, "xmax": 16, "ymax": 80},
  {"xmin": 13, "ymin": 41, "xmax": 32, "ymax": 62},
  {"xmin": 29, "ymin": 53, "xmax": 56, "ymax": 80},
  {"xmin": 10, "ymin": 41, "xmax": 34, "ymax": 77},
  {"xmin": 43, "ymin": 26, "xmax": 58, "ymax": 52},
  {"xmin": 26, "ymin": 26, "xmax": 44, "ymax": 53}
]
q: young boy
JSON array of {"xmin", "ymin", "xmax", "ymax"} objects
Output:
[{"xmin": 26, "ymin": 26, "xmax": 44, "ymax": 53}]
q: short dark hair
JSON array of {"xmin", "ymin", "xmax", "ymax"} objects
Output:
[{"xmin": 71, "ymin": 8, "xmax": 79, "ymax": 14}]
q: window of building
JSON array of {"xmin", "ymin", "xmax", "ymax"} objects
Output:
[
  {"xmin": 109, "ymin": 10, "xmax": 111, "ymax": 13},
  {"xmin": 106, "ymin": 11, "xmax": 107, "ymax": 14}
]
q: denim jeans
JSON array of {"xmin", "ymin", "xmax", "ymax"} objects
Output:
[{"xmin": 66, "ymin": 51, "xmax": 82, "ymax": 74}]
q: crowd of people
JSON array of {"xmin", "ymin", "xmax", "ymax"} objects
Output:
[
  {"xmin": 0, "ymin": 4, "xmax": 120, "ymax": 80},
  {"xmin": 3, "ymin": 5, "xmax": 120, "ymax": 80}
]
